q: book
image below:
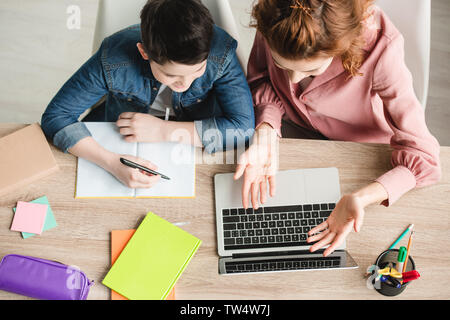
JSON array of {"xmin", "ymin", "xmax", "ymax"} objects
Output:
[
  {"xmin": 110, "ymin": 229, "xmax": 175, "ymax": 300},
  {"xmin": 0, "ymin": 124, "xmax": 59, "ymax": 197},
  {"xmin": 103, "ymin": 212, "xmax": 201, "ymax": 300},
  {"xmin": 75, "ymin": 122, "xmax": 195, "ymax": 198}
]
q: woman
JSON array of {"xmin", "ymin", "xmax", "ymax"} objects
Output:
[{"xmin": 234, "ymin": 0, "xmax": 441, "ymax": 256}]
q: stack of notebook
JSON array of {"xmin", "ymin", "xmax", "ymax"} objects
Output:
[{"xmin": 103, "ymin": 212, "xmax": 202, "ymax": 300}]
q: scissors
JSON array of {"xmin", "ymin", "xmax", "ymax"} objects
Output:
[{"xmin": 377, "ymin": 267, "xmax": 403, "ymax": 278}]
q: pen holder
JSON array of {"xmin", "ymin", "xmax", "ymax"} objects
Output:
[{"xmin": 372, "ymin": 249, "xmax": 415, "ymax": 297}]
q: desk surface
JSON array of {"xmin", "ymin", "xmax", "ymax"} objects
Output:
[{"xmin": 1, "ymin": 124, "xmax": 449, "ymax": 300}]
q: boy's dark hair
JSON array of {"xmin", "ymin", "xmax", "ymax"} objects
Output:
[{"xmin": 140, "ymin": 0, "xmax": 214, "ymax": 65}]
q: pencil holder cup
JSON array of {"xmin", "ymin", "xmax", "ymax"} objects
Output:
[{"xmin": 371, "ymin": 249, "xmax": 415, "ymax": 297}]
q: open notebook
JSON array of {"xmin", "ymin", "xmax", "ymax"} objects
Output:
[{"xmin": 76, "ymin": 122, "xmax": 195, "ymax": 198}]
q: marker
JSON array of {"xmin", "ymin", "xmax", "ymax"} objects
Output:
[
  {"xmin": 380, "ymin": 275, "xmax": 401, "ymax": 288},
  {"xmin": 402, "ymin": 270, "xmax": 420, "ymax": 283},
  {"xmin": 389, "ymin": 276, "xmax": 402, "ymax": 288},
  {"xmin": 396, "ymin": 246, "xmax": 407, "ymax": 272},
  {"xmin": 388, "ymin": 224, "xmax": 414, "ymax": 250}
]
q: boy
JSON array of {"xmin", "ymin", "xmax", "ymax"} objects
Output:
[{"xmin": 41, "ymin": 0, "xmax": 254, "ymax": 189}]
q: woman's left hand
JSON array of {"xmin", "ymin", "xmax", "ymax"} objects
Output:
[
  {"xmin": 116, "ymin": 112, "xmax": 166, "ymax": 143},
  {"xmin": 307, "ymin": 194, "xmax": 366, "ymax": 257}
]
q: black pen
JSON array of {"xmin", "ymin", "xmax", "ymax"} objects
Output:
[{"xmin": 120, "ymin": 157, "xmax": 171, "ymax": 180}]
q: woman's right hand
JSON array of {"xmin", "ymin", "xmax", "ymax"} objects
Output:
[
  {"xmin": 234, "ymin": 123, "xmax": 279, "ymax": 209},
  {"xmin": 106, "ymin": 154, "xmax": 161, "ymax": 189}
]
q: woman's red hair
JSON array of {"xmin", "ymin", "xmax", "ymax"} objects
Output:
[{"xmin": 251, "ymin": 0, "xmax": 374, "ymax": 77}]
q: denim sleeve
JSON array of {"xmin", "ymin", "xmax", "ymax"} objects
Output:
[
  {"xmin": 41, "ymin": 42, "xmax": 108, "ymax": 152},
  {"xmin": 197, "ymin": 49, "xmax": 255, "ymax": 154}
]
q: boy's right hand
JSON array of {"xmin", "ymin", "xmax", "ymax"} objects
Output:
[{"xmin": 107, "ymin": 154, "xmax": 161, "ymax": 189}]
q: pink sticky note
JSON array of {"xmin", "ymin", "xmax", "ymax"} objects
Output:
[{"xmin": 11, "ymin": 201, "xmax": 48, "ymax": 235}]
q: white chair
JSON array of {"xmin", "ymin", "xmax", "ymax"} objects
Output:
[
  {"xmin": 228, "ymin": 0, "xmax": 431, "ymax": 108},
  {"xmin": 92, "ymin": 0, "xmax": 241, "ymax": 58},
  {"xmin": 376, "ymin": 0, "xmax": 430, "ymax": 109},
  {"xmin": 92, "ymin": 0, "xmax": 147, "ymax": 53}
]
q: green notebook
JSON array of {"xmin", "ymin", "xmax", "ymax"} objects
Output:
[{"xmin": 102, "ymin": 212, "xmax": 202, "ymax": 300}]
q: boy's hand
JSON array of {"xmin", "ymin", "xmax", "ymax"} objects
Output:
[
  {"xmin": 107, "ymin": 154, "xmax": 160, "ymax": 189},
  {"xmin": 116, "ymin": 112, "xmax": 166, "ymax": 143}
]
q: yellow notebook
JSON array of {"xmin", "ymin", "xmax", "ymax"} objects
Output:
[
  {"xmin": 102, "ymin": 212, "xmax": 201, "ymax": 300},
  {"xmin": 75, "ymin": 122, "xmax": 195, "ymax": 198},
  {"xmin": 110, "ymin": 229, "xmax": 175, "ymax": 300}
]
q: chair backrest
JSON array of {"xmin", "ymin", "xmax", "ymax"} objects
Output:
[
  {"xmin": 92, "ymin": 0, "xmax": 147, "ymax": 53},
  {"xmin": 228, "ymin": 0, "xmax": 430, "ymax": 108},
  {"xmin": 376, "ymin": 0, "xmax": 430, "ymax": 108},
  {"xmin": 92, "ymin": 0, "xmax": 240, "ymax": 58}
]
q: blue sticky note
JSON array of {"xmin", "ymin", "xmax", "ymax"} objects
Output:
[{"xmin": 13, "ymin": 196, "xmax": 57, "ymax": 238}]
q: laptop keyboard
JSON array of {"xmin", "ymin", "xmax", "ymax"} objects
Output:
[
  {"xmin": 224, "ymin": 256, "xmax": 341, "ymax": 274},
  {"xmin": 222, "ymin": 204, "xmax": 335, "ymax": 251}
]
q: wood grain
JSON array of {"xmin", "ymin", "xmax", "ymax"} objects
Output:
[{"xmin": 0, "ymin": 124, "xmax": 449, "ymax": 300}]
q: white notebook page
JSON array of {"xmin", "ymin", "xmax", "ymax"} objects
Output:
[
  {"xmin": 75, "ymin": 122, "xmax": 195, "ymax": 198},
  {"xmin": 136, "ymin": 141, "xmax": 195, "ymax": 198}
]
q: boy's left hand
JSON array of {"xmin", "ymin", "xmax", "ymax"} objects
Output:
[
  {"xmin": 116, "ymin": 112, "xmax": 166, "ymax": 142},
  {"xmin": 306, "ymin": 194, "xmax": 366, "ymax": 257}
]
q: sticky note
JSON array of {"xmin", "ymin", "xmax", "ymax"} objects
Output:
[
  {"xmin": 13, "ymin": 196, "xmax": 57, "ymax": 238},
  {"xmin": 11, "ymin": 201, "xmax": 47, "ymax": 235}
]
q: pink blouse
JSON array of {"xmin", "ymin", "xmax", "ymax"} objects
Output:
[{"xmin": 247, "ymin": 7, "xmax": 441, "ymax": 206}]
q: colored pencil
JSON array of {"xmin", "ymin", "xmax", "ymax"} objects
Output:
[
  {"xmin": 388, "ymin": 224, "xmax": 414, "ymax": 250},
  {"xmin": 401, "ymin": 231, "xmax": 414, "ymax": 284}
]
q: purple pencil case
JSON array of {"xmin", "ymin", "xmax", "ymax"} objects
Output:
[{"xmin": 0, "ymin": 254, "xmax": 94, "ymax": 300}]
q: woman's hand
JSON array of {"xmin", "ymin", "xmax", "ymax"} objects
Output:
[
  {"xmin": 106, "ymin": 154, "xmax": 161, "ymax": 189},
  {"xmin": 307, "ymin": 194, "xmax": 365, "ymax": 256},
  {"xmin": 116, "ymin": 112, "xmax": 166, "ymax": 143},
  {"xmin": 307, "ymin": 182, "xmax": 388, "ymax": 256},
  {"xmin": 234, "ymin": 123, "xmax": 279, "ymax": 209}
]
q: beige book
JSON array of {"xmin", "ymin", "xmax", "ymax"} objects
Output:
[{"xmin": 0, "ymin": 123, "xmax": 59, "ymax": 197}]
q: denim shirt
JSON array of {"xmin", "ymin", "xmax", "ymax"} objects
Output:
[{"xmin": 41, "ymin": 24, "xmax": 254, "ymax": 153}]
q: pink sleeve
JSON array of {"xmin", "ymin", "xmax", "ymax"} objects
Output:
[
  {"xmin": 247, "ymin": 32, "xmax": 285, "ymax": 136},
  {"xmin": 372, "ymin": 34, "xmax": 441, "ymax": 206}
]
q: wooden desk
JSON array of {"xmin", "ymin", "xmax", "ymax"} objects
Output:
[{"xmin": 1, "ymin": 124, "xmax": 449, "ymax": 300}]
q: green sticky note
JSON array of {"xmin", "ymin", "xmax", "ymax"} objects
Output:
[
  {"xmin": 102, "ymin": 212, "xmax": 202, "ymax": 300},
  {"xmin": 13, "ymin": 196, "xmax": 57, "ymax": 238}
]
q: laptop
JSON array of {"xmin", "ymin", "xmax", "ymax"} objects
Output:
[{"xmin": 214, "ymin": 167, "xmax": 358, "ymax": 275}]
